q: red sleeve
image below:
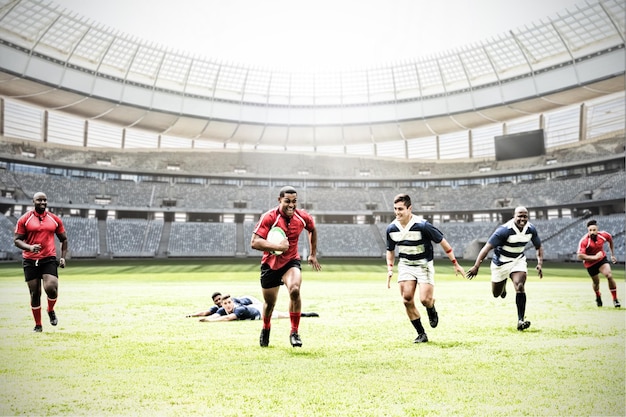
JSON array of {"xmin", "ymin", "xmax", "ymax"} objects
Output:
[
  {"xmin": 14, "ymin": 214, "xmax": 27, "ymax": 235},
  {"xmin": 577, "ymin": 235, "xmax": 588, "ymax": 255},
  {"xmin": 304, "ymin": 211, "xmax": 316, "ymax": 233},
  {"xmin": 253, "ymin": 209, "xmax": 275, "ymax": 239}
]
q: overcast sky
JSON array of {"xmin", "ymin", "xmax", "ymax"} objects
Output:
[{"xmin": 53, "ymin": 0, "xmax": 582, "ymax": 71}]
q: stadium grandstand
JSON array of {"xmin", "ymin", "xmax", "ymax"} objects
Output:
[{"xmin": 0, "ymin": 0, "xmax": 624, "ymax": 263}]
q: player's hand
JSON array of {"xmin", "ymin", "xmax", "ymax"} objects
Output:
[
  {"xmin": 454, "ymin": 264, "xmax": 466, "ymax": 277},
  {"xmin": 31, "ymin": 243, "xmax": 42, "ymax": 254},
  {"xmin": 277, "ymin": 238, "xmax": 289, "ymax": 253},
  {"xmin": 308, "ymin": 255, "xmax": 321, "ymax": 271},
  {"xmin": 59, "ymin": 257, "xmax": 66, "ymax": 268},
  {"xmin": 611, "ymin": 255, "xmax": 617, "ymax": 264},
  {"xmin": 536, "ymin": 265, "xmax": 543, "ymax": 279},
  {"xmin": 387, "ymin": 270, "xmax": 393, "ymax": 288},
  {"xmin": 465, "ymin": 266, "xmax": 479, "ymax": 280}
]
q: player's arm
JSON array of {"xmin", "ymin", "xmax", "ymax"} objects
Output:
[
  {"xmin": 200, "ymin": 313, "xmax": 238, "ymax": 322},
  {"xmin": 56, "ymin": 230, "xmax": 68, "ymax": 267},
  {"xmin": 576, "ymin": 236, "xmax": 598, "ymax": 261},
  {"xmin": 14, "ymin": 232, "xmax": 41, "ymax": 253},
  {"xmin": 608, "ymin": 235, "xmax": 617, "ymax": 263},
  {"xmin": 466, "ymin": 242, "xmax": 494, "ymax": 280},
  {"xmin": 577, "ymin": 250, "xmax": 603, "ymax": 262},
  {"xmin": 186, "ymin": 309, "xmax": 212, "ymax": 318},
  {"xmin": 535, "ymin": 245, "xmax": 544, "ymax": 279},
  {"xmin": 439, "ymin": 238, "xmax": 465, "ymax": 277},
  {"xmin": 307, "ymin": 228, "xmax": 321, "ymax": 271},
  {"xmin": 386, "ymin": 250, "xmax": 395, "ymax": 288},
  {"xmin": 251, "ymin": 232, "xmax": 288, "ymax": 254}
]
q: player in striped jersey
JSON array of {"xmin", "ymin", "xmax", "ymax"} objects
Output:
[
  {"xmin": 386, "ymin": 194, "xmax": 465, "ymax": 343},
  {"xmin": 466, "ymin": 206, "xmax": 543, "ymax": 331}
]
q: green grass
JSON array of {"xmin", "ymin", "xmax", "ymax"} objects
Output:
[{"xmin": 0, "ymin": 259, "xmax": 624, "ymax": 417}]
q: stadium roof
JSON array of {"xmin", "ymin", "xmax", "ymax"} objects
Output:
[{"xmin": 0, "ymin": 0, "xmax": 624, "ymax": 153}]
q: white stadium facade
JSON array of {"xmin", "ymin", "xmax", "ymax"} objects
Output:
[{"xmin": 0, "ymin": 0, "xmax": 624, "ymax": 261}]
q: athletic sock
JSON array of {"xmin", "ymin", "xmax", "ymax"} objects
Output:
[
  {"xmin": 595, "ymin": 290, "xmax": 602, "ymax": 297},
  {"xmin": 516, "ymin": 293, "xmax": 527, "ymax": 321},
  {"xmin": 262, "ymin": 315, "xmax": 272, "ymax": 330},
  {"xmin": 610, "ymin": 289, "xmax": 617, "ymax": 300},
  {"xmin": 410, "ymin": 318, "xmax": 425, "ymax": 334},
  {"xmin": 32, "ymin": 305, "xmax": 42, "ymax": 326},
  {"xmin": 47, "ymin": 297, "xmax": 57, "ymax": 312},
  {"xmin": 289, "ymin": 312, "xmax": 301, "ymax": 334}
]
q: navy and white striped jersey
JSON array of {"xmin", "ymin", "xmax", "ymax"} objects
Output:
[
  {"xmin": 386, "ymin": 215, "xmax": 444, "ymax": 266},
  {"xmin": 488, "ymin": 219, "xmax": 542, "ymax": 266}
]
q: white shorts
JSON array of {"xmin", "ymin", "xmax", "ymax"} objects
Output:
[
  {"xmin": 490, "ymin": 257, "xmax": 527, "ymax": 283},
  {"xmin": 398, "ymin": 261, "xmax": 435, "ymax": 286}
]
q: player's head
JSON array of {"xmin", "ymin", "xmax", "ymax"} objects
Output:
[
  {"xmin": 32, "ymin": 192, "xmax": 47, "ymax": 213},
  {"xmin": 586, "ymin": 219, "xmax": 598, "ymax": 237},
  {"xmin": 221, "ymin": 294, "xmax": 235, "ymax": 314},
  {"xmin": 279, "ymin": 185, "xmax": 297, "ymax": 197},
  {"xmin": 513, "ymin": 206, "xmax": 529, "ymax": 228},
  {"xmin": 278, "ymin": 186, "xmax": 298, "ymax": 217},
  {"xmin": 393, "ymin": 194, "xmax": 412, "ymax": 222},
  {"xmin": 211, "ymin": 292, "xmax": 222, "ymax": 306}
]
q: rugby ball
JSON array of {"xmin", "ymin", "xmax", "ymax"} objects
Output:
[{"xmin": 267, "ymin": 227, "xmax": 287, "ymax": 255}]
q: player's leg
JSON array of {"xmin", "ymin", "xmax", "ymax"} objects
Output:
[
  {"xmin": 42, "ymin": 273, "xmax": 59, "ymax": 326},
  {"xmin": 283, "ymin": 267, "xmax": 302, "ymax": 313},
  {"xmin": 511, "ymin": 271, "xmax": 530, "ymax": 330},
  {"xmin": 261, "ymin": 286, "xmax": 279, "ymax": 322},
  {"xmin": 26, "ymin": 277, "xmax": 43, "ymax": 331},
  {"xmin": 490, "ymin": 262, "xmax": 509, "ymax": 298},
  {"xmin": 599, "ymin": 264, "xmax": 620, "ymax": 307},
  {"xmin": 590, "ymin": 273, "xmax": 602, "ymax": 306},
  {"xmin": 399, "ymin": 279, "xmax": 427, "ymax": 342},
  {"xmin": 416, "ymin": 262, "xmax": 437, "ymax": 328},
  {"xmin": 399, "ymin": 280, "xmax": 419, "ymax": 319},
  {"xmin": 491, "ymin": 280, "xmax": 507, "ymax": 298},
  {"xmin": 419, "ymin": 282, "xmax": 438, "ymax": 328},
  {"xmin": 283, "ymin": 267, "xmax": 303, "ymax": 346},
  {"xmin": 259, "ymin": 286, "xmax": 278, "ymax": 347}
]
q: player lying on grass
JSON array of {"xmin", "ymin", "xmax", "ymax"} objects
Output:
[
  {"xmin": 199, "ymin": 294, "xmax": 319, "ymax": 322},
  {"xmin": 185, "ymin": 291, "xmax": 259, "ymax": 318}
]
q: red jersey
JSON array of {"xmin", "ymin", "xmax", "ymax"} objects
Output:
[
  {"xmin": 253, "ymin": 206, "xmax": 316, "ymax": 270},
  {"xmin": 14, "ymin": 210, "xmax": 65, "ymax": 260},
  {"xmin": 577, "ymin": 231, "xmax": 612, "ymax": 268}
]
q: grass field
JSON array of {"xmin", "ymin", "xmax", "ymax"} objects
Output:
[{"xmin": 0, "ymin": 258, "xmax": 624, "ymax": 417}]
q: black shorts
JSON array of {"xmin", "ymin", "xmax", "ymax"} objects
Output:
[
  {"xmin": 23, "ymin": 256, "xmax": 59, "ymax": 282},
  {"xmin": 260, "ymin": 259, "xmax": 301, "ymax": 289},
  {"xmin": 586, "ymin": 257, "xmax": 609, "ymax": 277}
]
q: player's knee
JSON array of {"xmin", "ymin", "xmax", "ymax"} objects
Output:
[
  {"xmin": 29, "ymin": 288, "xmax": 41, "ymax": 299},
  {"xmin": 420, "ymin": 296, "xmax": 433, "ymax": 306},
  {"xmin": 288, "ymin": 286, "xmax": 300, "ymax": 300}
]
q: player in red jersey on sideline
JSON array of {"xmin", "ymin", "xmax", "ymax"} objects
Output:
[
  {"xmin": 577, "ymin": 219, "xmax": 620, "ymax": 308},
  {"xmin": 251, "ymin": 186, "xmax": 321, "ymax": 347},
  {"xmin": 14, "ymin": 192, "xmax": 68, "ymax": 332}
]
